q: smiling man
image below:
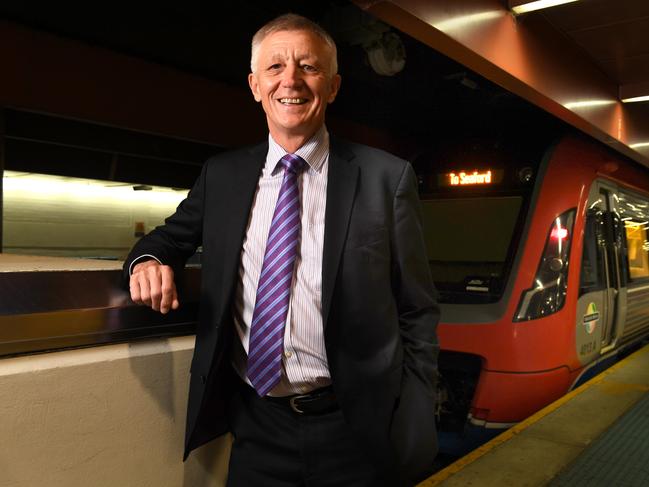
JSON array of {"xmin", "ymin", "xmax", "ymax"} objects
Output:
[
  {"xmin": 125, "ymin": 13, "xmax": 439, "ymax": 487},
  {"xmin": 248, "ymin": 27, "xmax": 340, "ymax": 152}
]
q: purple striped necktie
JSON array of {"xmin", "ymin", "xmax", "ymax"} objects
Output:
[{"xmin": 247, "ymin": 153, "xmax": 306, "ymax": 396}]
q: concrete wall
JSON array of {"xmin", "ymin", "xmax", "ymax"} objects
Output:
[
  {"xmin": 0, "ymin": 20, "xmax": 413, "ymax": 158},
  {"xmin": 0, "ymin": 336, "xmax": 230, "ymax": 487},
  {"xmin": 0, "ymin": 20, "xmax": 266, "ymax": 147}
]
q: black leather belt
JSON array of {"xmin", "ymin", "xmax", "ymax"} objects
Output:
[{"xmin": 264, "ymin": 386, "xmax": 339, "ymax": 415}]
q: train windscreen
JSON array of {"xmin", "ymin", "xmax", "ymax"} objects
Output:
[
  {"xmin": 421, "ymin": 196, "xmax": 523, "ymax": 303},
  {"xmin": 412, "ymin": 132, "xmax": 556, "ymax": 303}
]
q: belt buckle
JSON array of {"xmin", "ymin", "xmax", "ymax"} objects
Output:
[{"xmin": 289, "ymin": 394, "xmax": 309, "ymax": 414}]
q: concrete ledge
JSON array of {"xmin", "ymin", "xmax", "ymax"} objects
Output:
[{"xmin": 0, "ymin": 254, "xmax": 123, "ymax": 272}]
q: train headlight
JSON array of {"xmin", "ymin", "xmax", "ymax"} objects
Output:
[{"xmin": 514, "ymin": 208, "xmax": 576, "ymax": 321}]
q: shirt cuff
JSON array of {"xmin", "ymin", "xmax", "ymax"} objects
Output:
[{"xmin": 128, "ymin": 254, "xmax": 162, "ymax": 276}]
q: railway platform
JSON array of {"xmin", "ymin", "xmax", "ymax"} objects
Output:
[{"xmin": 420, "ymin": 343, "xmax": 649, "ymax": 487}]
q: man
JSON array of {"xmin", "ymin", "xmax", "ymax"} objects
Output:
[{"xmin": 125, "ymin": 13, "xmax": 439, "ymax": 486}]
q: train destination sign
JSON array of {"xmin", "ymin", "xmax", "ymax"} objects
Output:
[
  {"xmin": 439, "ymin": 169, "xmax": 503, "ymax": 187},
  {"xmin": 449, "ymin": 170, "xmax": 492, "ymax": 186}
]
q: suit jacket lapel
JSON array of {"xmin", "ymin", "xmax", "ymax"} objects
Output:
[
  {"xmin": 322, "ymin": 138, "xmax": 358, "ymax": 328},
  {"xmin": 218, "ymin": 142, "xmax": 266, "ymax": 316}
]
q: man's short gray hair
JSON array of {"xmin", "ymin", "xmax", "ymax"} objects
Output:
[{"xmin": 250, "ymin": 13, "xmax": 338, "ymax": 76}]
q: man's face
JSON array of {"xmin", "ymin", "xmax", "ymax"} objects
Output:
[{"xmin": 248, "ymin": 29, "xmax": 341, "ymax": 143}]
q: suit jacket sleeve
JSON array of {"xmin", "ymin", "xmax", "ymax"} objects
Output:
[
  {"xmin": 387, "ymin": 162, "xmax": 440, "ymax": 483},
  {"xmin": 123, "ymin": 161, "xmax": 207, "ymax": 281},
  {"xmin": 392, "ymin": 163, "xmax": 440, "ymax": 390}
]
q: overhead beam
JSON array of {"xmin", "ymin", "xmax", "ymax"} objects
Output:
[
  {"xmin": 0, "ymin": 19, "xmax": 418, "ymax": 161},
  {"xmin": 0, "ymin": 20, "xmax": 266, "ymax": 148}
]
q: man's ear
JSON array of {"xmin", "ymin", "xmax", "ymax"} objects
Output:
[
  {"xmin": 248, "ymin": 73, "xmax": 262, "ymax": 102},
  {"xmin": 327, "ymin": 74, "xmax": 342, "ymax": 104}
]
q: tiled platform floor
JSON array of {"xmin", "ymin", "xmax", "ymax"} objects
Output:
[
  {"xmin": 421, "ymin": 344, "xmax": 649, "ymax": 487},
  {"xmin": 550, "ymin": 392, "xmax": 649, "ymax": 486}
]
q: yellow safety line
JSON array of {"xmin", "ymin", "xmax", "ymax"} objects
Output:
[{"xmin": 418, "ymin": 345, "xmax": 649, "ymax": 486}]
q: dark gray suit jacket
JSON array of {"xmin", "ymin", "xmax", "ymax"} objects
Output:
[{"xmin": 124, "ymin": 136, "xmax": 440, "ymax": 485}]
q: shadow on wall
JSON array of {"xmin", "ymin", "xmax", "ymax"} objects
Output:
[
  {"xmin": 126, "ymin": 336, "xmax": 232, "ymax": 485},
  {"xmin": 183, "ymin": 435, "xmax": 233, "ymax": 487},
  {"xmin": 128, "ymin": 339, "xmax": 177, "ymax": 418}
]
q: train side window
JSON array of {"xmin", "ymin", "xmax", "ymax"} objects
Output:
[
  {"xmin": 580, "ymin": 209, "xmax": 606, "ymax": 295},
  {"xmin": 624, "ymin": 220, "xmax": 649, "ymax": 279}
]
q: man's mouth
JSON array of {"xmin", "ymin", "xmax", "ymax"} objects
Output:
[{"xmin": 278, "ymin": 98, "xmax": 308, "ymax": 105}]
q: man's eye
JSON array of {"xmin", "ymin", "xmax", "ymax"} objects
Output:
[
  {"xmin": 268, "ymin": 64, "xmax": 282, "ymax": 71},
  {"xmin": 302, "ymin": 64, "xmax": 317, "ymax": 72}
]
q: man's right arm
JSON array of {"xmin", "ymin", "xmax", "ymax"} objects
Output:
[{"xmin": 123, "ymin": 160, "xmax": 209, "ymax": 313}]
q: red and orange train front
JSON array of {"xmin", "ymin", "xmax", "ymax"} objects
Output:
[{"xmin": 418, "ymin": 134, "xmax": 649, "ymax": 444}]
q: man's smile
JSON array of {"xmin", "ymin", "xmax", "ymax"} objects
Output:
[{"xmin": 278, "ymin": 98, "xmax": 308, "ymax": 105}]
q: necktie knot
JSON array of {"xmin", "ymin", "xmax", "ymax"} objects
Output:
[{"xmin": 280, "ymin": 154, "xmax": 307, "ymax": 175}]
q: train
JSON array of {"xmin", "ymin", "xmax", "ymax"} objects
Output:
[{"xmin": 418, "ymin": 132, "xmax": 649, "ymax": 451}]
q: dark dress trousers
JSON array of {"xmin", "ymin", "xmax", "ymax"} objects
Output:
[{"xmin": 123, "ymin": 137, "xmax": 440, "ymax": 484}]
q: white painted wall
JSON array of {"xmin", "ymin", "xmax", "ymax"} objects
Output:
[{"xmin": 0, "ymin": 337, "xmax": 230, "ymax": 487}]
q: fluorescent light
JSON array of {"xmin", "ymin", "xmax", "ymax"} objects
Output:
[
  {"xmin": 512, "ymin": 0, "xmax": 579, "ymax": 15},
  {"xmin": 433, "ymin": 11, "xmax": 502, "ymax": 33},
  {"xmin": 622, "ymin": 95, "xmax": 649, "ymax": 104},
  {"xmin": 564, "ymin": 99, "xmax": 615, "ymax": 109},
  {"xmin": 630, "ymin": 142, "xmax": 649, "ymax": 149},
  {"xmin": 3, "ymin": 171, "xmax": 188, "ymax": 206}
]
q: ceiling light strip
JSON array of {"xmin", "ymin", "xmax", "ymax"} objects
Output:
[
  {"xmin": 621, "ymin": 95, "xmax": 649, "ymax": 104},
  {"xmin": 511, "ymin": 0, "xmax": 579, "ymax": 15}
]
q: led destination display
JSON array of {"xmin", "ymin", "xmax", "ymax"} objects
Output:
[{"xmin": 438, "ymin": 169, "xmax": 504, "ymax": 187}]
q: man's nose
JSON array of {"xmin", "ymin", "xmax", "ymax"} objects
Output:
[{"xmin": 281, "ymin": 64, "xmax": 303, "ymax": 87}]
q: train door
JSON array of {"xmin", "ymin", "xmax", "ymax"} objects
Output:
[
  {"xmin": 577, "ymin": 183, "xmax": 627, "ymax": 363},
  {"xmin": 597, "ymin": 187, "xmax": 626, "ymax": 350}
]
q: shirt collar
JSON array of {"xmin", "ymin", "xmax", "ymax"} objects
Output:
[{"xmin": 266, "ymin": 126, "xmax": 329, "ymax": 176}]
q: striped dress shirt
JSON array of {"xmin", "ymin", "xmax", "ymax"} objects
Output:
[{"xmin": 232, "ymin": 126, "xmax": 331, "ymax": 396}]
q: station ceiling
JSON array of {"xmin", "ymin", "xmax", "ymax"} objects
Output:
[
  {"xmin": 541, "ymin": 0, "xmax": 649, "ymax": 94},
  {"xmin": 0, "ymin": 0, "xmax": 648, "ymax": 164},
  {"xmin": 360, "ymin": 0, "xmax": 649, "ymax": 165},
  {"xmin": 541, "ymin": 0, "xmax": 649, "ymax": 155}
]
